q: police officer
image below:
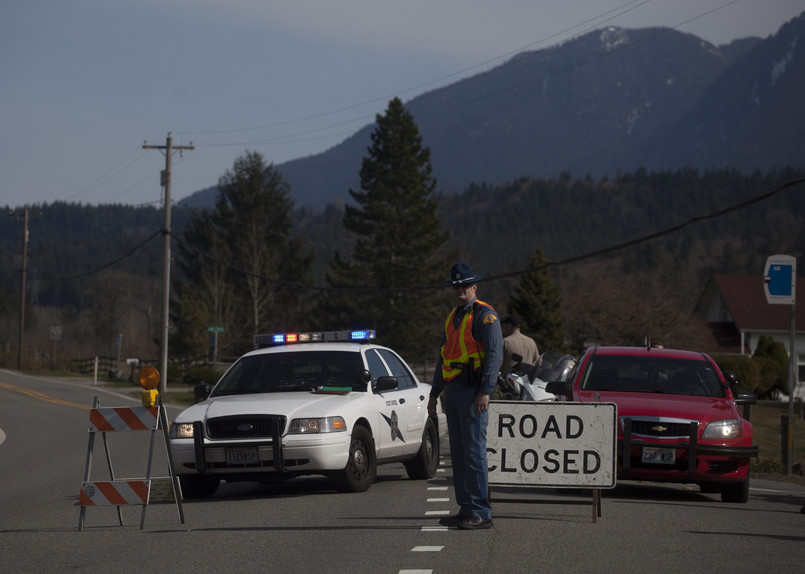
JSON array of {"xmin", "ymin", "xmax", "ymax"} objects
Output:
[{"xmin": 427, "ymin": 262, "xmax": 503, "ymax": 530}]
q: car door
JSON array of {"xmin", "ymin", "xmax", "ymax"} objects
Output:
[
  {"xmin": 374, "ymin": 348, "xmax": 426, "ymax": 456},
  {"xmin": 364, "ymin": 348, "xmax": 422, "ymax": 458}
]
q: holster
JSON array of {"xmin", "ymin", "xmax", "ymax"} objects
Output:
[{"xmin": 450, "ymin": 361, "xmax": 481, "ymax": 388}]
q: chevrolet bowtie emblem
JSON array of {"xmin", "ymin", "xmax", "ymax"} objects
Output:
[{"xmin": 652, "ymin": 425, "xmax": 668, "ymax": 432}]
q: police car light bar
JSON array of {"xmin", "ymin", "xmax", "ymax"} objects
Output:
[{"xmin": 254, "ymin": 330, "xmax": 376, "ymax": 348}]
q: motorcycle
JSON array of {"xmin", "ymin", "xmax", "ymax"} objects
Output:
[{"xmin": 496, "ymin": 351, "xmax": 576, "ymax": 401}]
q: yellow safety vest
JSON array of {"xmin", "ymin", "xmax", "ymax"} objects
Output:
[{"xmin": 440, "ymin": 301, "xmax": 492, "ymax": 381}]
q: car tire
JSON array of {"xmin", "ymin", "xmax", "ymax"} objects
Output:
[
  {"xmin": 331, "ymin": 425, "xmax": 376, "ymax": 493},
  {"xmin": 179, "ymin": 475, "xmax": 220, "ymax": 499},
  {"xmin": 404, "ymin": 418, "xmax": 439, "ymax": 480},
  {"xmin": 720, "ymin": 471, "xmax": 750, "ymax": 503}
]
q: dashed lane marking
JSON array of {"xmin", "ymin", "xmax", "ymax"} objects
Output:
[{"xmin": 411, "ymin": 546, "xmax": 444, "ymax": 552}]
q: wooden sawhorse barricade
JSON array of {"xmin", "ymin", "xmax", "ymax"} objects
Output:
[{"xmin": 78, "ymin": 395, "xmax": 185, "ymax": 530}]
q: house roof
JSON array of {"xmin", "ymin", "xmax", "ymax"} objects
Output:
[{"xmin": 712, "ymin": 273, "xmax": 805, "ymax": 332}]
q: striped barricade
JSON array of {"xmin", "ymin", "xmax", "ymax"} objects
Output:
[
  {"xmin": 88, "ymin": 406, "xmax": 159, "ymax": 432},
  {"xmin": 79, "ymin": 480, "xmax": 151, "ymax": 506},
  {"xmin": 78, "ymin": 397, "xmax": 184, "ymax": 531}
]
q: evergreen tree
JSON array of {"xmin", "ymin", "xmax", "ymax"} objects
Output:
[
  {"xmin": 324, "ymin": 98, "xmax": 453, "ymax": 360},
  {"xmin": 508, "ymin": 247, "xmax": 566, "ymax": 352},
  {"xmin": 176, "ymin": 151, "xmax": 314, "ymax": 353}
]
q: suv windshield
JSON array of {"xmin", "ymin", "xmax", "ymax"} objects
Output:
[
  {"xmin": 212, "ymin": 351, "xmax": 365, "ymax": 396},
  {"xmin": 580, "ymin": 355, "xmax": 726, "ymax": 398}
]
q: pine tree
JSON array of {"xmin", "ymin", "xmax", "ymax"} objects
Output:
[
  {"xmin": 508, "ymin": 247, "xmax": 566, "ymax": 353},
  {"xmin": 324, "ymin": 98, "xmax": 453, "ymax": 360},
  {"xmin": 176, "ymin": 151, "xmax": 313, "ymax": 353}
]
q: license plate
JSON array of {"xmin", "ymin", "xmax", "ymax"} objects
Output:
[
  {"xmin": 227, "ymin": 447, "xmax": 259, "ymax": 466},
  {"xmin": 642, "ymin": 447, "xmax": 675, "ymax": 464}
]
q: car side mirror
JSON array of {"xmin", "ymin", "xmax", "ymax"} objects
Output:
[
  {"xmin": 723, "ymin": 370, "xmax": 739, "ymax": 385},
  {"xmin": 355, "ymin": 369, "xmax": 372, "ymax": 391},
  {"xmin": 546, "ymin": 380, "xmax": 571, "ymax": 396},
  {"xmin": 373, "ymin": 376, "xmax": 398, "ymax": 393},
  {"xmin": 194, "ymin": 383, "xmax": 212, "ymax": 402}
]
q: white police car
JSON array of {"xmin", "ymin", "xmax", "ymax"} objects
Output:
[{"xmin": 169, "ymin": 330, "xmax": 444, "ymax": 497}]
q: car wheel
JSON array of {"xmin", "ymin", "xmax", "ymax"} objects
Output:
[
  {"xmin": 179, "ymin": 475, "xmax": 220, "ymax": 499},
  {"xmin": 331, "ymin": 425, "xmax": 376, "ymax": 493},
  {"xmin": 720, "ymin": 471, "xmax": 750, "ymax": 503},
  {"xmin": 404, "ymin": 418, "xmax": 439, "ymax": 480}
]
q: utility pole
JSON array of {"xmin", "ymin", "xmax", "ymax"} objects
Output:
[
  {"xmin": 17, "ymin": 207, "xmax": 29, "ymax": 370},
  {"xmin": 143, "ymin": 133, "xmax": 194, "ymax": 394}
]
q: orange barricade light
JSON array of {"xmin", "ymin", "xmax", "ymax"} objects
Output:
[
  {"xmin": 138, "ymin": 366, "xmax": 160, "ymax": 389},
  {"xmin": 138, "ymin": 366, "xmax": 160, "ymax": 407}
]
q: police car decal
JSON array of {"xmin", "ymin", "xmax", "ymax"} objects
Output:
[{"xmin": 382, "ymin": 410, "xmax": 405, "ymax": 442}]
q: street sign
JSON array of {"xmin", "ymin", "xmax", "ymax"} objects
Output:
[
  {"xmin": 206, "ymin": 326, "xmax": 225, "ymax": 333},
  {"xmin": 50, "ymin": 325, "xmax": 62, "ymax": 340},
  {"xmin": 763, "ymin": 254, "xmax": 796, "ymax": 305},
  {"xmin": 487, "ymin": 401, "xmax": 617, "ymax": 488}
]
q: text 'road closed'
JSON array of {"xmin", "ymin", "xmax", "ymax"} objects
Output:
[{"xmin": 487, "ymin": 402, "xmax": 617, "ymax": 488}]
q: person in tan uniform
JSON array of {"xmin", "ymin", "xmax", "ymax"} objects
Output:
[{"xmin": 500, "ymin": 315, "xmax": 540, "ymax": 375}]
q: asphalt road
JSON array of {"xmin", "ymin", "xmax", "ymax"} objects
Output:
[{"xmin": 1, "ymin": 369, "xmax": 803, "ymax": 574}]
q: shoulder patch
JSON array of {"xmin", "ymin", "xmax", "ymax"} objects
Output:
[{"xmin": 483, "ymin": 313, "xmax": 498, "ymax": 325}]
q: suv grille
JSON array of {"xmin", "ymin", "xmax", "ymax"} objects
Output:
[
  {"xmin": 206, "ymin": 415, "xmax": 286, "ymax": 439},
  {"xmin": 628, "ymin": 419, "xmax": 695, "ymax": 438}
]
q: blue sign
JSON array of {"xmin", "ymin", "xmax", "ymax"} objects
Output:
[{"xmin": 763, "ymin": 255, "xmax": 796, "ymax": 305}]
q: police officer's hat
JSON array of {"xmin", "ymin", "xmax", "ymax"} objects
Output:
[{"xmin": 445, "ymin": 262, "xmax": 483, "ymax": 286}]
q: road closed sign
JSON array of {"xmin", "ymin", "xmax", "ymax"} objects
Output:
[{"xmin": 487, "ymin": 401, "xmax": 617, "ymax": 489}]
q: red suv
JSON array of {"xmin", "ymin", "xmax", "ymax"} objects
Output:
[{"xmin": 547, "ymin": 346, "xmax": 758, "ymax": 502}]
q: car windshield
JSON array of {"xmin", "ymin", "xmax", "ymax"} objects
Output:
[
  {"xmin": 580, "ymin": 355, "xmax": 726, "ymax": 398},
  {"xmin": 212, "ymin": 351, "xmax": 365, "ymax": 396}
]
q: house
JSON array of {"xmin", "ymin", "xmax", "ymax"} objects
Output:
[{"xmin": 694, "ymin": 273, "xmax": 804, "ymax": 397}]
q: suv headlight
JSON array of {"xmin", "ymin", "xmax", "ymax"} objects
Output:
[
  {"xmin": 289, "ymin": 417, "xmax": 347, "ymax": 434},
  {"xmin": 702, "ymin": 418, "xmax": 741, "ymax": 440},
  {"xmin": 170, "ymin": 422, "xmax": 195, "ymax": 439}
]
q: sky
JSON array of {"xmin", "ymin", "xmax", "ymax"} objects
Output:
[{"xmin": 2, "ymin": 0, "xmax": 803, "ymax": 209}]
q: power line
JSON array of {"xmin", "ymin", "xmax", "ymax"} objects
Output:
[
  {"xmin": 187, "ymin": 1, "xmax": 741, "ymax": 150},
  {"xmin": 173, "ymin": 176, "xmax": 805, "ymax": 294},
  {"xmin": 36, "ymin": 228, "xmax": 163, "ymax": 281}
]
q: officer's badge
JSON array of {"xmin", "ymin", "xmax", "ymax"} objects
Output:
[{"xmin": 483, "ymin": 313, "xmax": 498, "ymax": 324}]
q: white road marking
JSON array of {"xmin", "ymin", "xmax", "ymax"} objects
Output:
[
  {"xmin": 427, "ymin": 498, "xmax": 449, "ymax": 502},
  {"xmin": 411, "ymin": 546, "xmax": 444, "ymax": 552},
  {"xmin": 425, "ymin": 510, "xmax": 450, "ymax": 516}
]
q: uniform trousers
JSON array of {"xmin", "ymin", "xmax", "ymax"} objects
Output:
[{"xmin": 444, "ymin": 381, "xmax": 491, "ymax": 519}]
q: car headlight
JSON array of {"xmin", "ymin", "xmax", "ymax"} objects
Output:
[
  {"xmin": 288, "ymin": 417, "xmax": 347, "ymax": 434},
  {"xmin": 702, "ymin": 419, "xmax": 742, "ymax": 440},
  {"xmin": 169, "ymin": 422, "xmax": 195, "ymax": 439}
]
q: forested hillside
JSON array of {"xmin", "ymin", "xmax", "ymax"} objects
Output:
[{"xmin": 1, "ymin": 168, "xmax": 803, "ymax": 366}]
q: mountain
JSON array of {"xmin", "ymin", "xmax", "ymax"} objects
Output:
[{"xmin": 180, "ymin": 13, "xmax": 805, "ymax": 210}]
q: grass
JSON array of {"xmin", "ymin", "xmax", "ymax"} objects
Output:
[{"xmin": 749, "ymin": 401, "xmax": 805, "ymax": 475}]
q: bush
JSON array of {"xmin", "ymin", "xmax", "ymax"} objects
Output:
[
  {"xmin": 183, "ymin": 365, "xmax": 222, "ymax": 386},
  {"xmin": 714, "ymin": 336, "xmax": 789, "ymax": 399},
  {"xmin": 713, "ymin": 354, "xmax": 759, "ymax": 392}
]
